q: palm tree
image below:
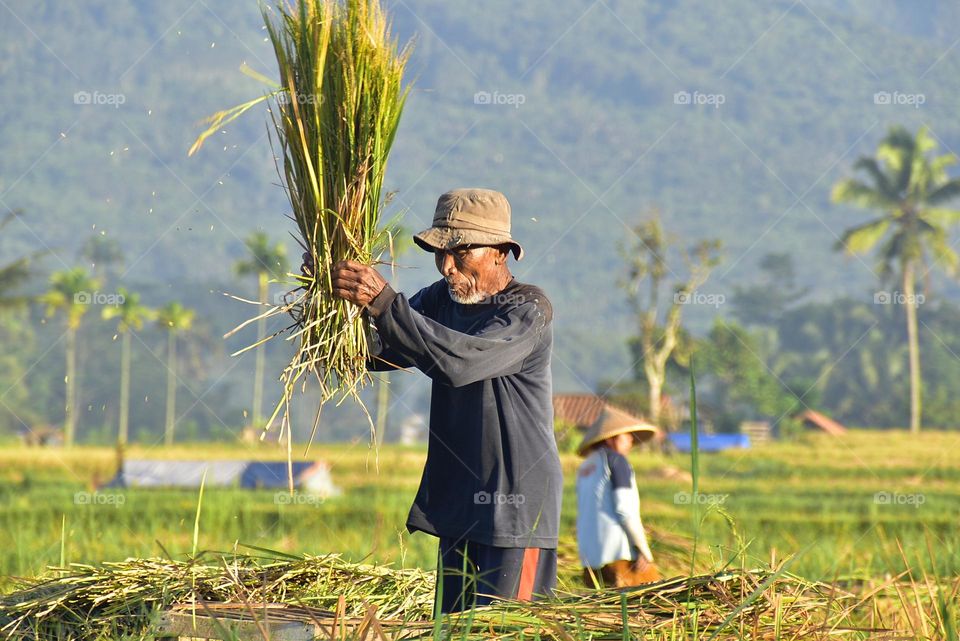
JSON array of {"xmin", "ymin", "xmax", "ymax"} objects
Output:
[
  {"xmin": 0, "ymin": 210, "xmax": 45, "ymax": 310},
  {"xmin": 39, "ymin": 268, "xmax": 100, "ymax": 446},
  {"xmin": 80, "ymin": 234, "xmax": 124, "ymax": 281},
  {"xmin": 831, "ymin": 125, "xmax": 960, "ymax": 433},
  {"xmin": 234, "ymin": 231, "xmax": 288, "ymax": 429},
  {"xmin": 156, "ymin": 302, "xmax": 195, "ymax": 446},
  {"xmin": 374, "ymin": 226, "xmax": 413, "ymax": 441},
  {"xmin": 102, "ymin": 289, "xmax": 152, "ymax": 445}
]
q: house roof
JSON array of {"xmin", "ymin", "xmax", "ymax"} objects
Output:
[
  {"xmin": 553, "ymin": 394, "xmax": 607, "ymax": 429},
  {"xmin": 798, "ymin": 409, "xmax": 847, "ymax": 436}
]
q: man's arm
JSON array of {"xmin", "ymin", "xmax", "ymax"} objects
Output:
[
  {"xmin": 329, "ymin": 259, "xmax": 548, "ymax": 386},
  {"xmin": 367, "ymin": 284, "xmax": 548, "ymax": 387},
  {"xmin": 367, "ymin": 288, "xmax": 430, "ymax": 372},
  {"xmin": 314, "ymin": 257, "xmax": 416, "ymax": 372}
]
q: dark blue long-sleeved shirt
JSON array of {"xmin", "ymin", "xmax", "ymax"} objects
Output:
[{"xmin": 366, "ymin": 277, "xmax": 562, "ymax": 549}]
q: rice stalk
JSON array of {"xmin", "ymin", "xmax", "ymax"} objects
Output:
[{"xmin": 190, "ymin": 0, "xmax": 412, "ymax": 459}]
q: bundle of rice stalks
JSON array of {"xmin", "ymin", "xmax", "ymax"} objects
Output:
[{"xmin": 190, "ymin": 0, "xmax": 412, "ymax": 456}]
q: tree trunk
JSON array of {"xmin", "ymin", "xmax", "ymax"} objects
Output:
[
  {"xmin": 64, "ymin": 326, "xmax": 77, "ymax": 447},
  {"xmin": 252, "ymin": 272, "xmax": 268, "ymax": 427},
  {"xmin": 647, "ymin": 370, "xmax": 663, "ymax": 424},
  {"xmin": 119, "ymin": 330, "xmax": 131, "ymax": 445},
  {"xmin": 904, "ymin": 261, "xmax": 922, "ymax": 433},
  {"xmin": 164, "ymin": 331, "xmax": 178, "ymax": 446},
  {"xmin": 375, "ymin": 373, "xmax": 390, "ymax": 441}
]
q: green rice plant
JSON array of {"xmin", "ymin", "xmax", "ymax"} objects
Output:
[{"xmin": 190, "ymin": 0, "xmax": 412, "ymax": 460}]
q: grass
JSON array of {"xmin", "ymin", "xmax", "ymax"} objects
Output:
[
  {"xmin": 2, "ymin": 431, "xmax": 959, "ymax": 638},
  {"xmin": 1, "ymin": 431, "xmax": 959, "ymax": 587}
]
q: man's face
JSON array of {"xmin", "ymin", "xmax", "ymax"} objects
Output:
[{"xmin": 434, "ymin": 245, "xmax": 506, "ymax": 304}]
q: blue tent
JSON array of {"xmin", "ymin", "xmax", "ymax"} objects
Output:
[
  {"xmin": 668, "ymin": 432, "xmax": 750, "ymax": 453},
  {"xmin": 239, "ymin": 461, "xmax": 317, "ymax": 489},
  {"xmin": 104, "ymin": 460, "xmax": 337, "ymax": 493}
]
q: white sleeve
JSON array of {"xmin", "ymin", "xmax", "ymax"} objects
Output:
[{"xmin": 612, "ymin": 488, "xmax": 654, "ymax": 562}]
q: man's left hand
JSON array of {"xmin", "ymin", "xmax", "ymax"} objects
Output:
[{"xmin": 331, "ymin": 260, "xmax": 387, "ymax": 308}]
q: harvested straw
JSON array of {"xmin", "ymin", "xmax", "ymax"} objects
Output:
[
  {"xmin": 190, "ymin": 0, "xmax": 412, "ymax": 454},
  {"xmin": 0, "ymin": 551, "xmax": 434, "ymax": 639},
  {"xmin": 1, "ymin": 550, "xmax": 912, "ymax": 640}
]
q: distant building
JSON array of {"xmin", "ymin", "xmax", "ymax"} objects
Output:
[
  {"xmin": 553, "ymin": 393, "xmax": 663, "ymax": 442},
  {"xmin": 552, "ymin": 393, "xmax": 607, "ymax": 430},
  {"xmin": 19, "ymin": 425, "xmax": 64, "ymax": 447},
  {"xmin": 740, "ymin": 420, "xmax": 772, "ymax": 444},
  {"xmin": 797, "ymin": 409, "xmax": 847, "ymax": 436},
  {"xmin": 399, "ymin": 413, "xmax": 427, "ymax": 445}
]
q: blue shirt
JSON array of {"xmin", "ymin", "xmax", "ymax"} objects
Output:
[{"xmin": 367, "ymin": 277, "xmax": 562, "ymax": 549}]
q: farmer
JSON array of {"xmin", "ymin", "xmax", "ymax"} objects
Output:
[
  {"xmin": 576, "ymin": 406, "xmax": 660, "ymax": 588},
  {"xmin": 321, "ymin": 188, "xmax": 562, "ymax": 613}
]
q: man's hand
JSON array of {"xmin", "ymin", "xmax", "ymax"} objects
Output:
[{"xmin": 331, "ymin": 259, "xmax": 387, "ymax": 308}]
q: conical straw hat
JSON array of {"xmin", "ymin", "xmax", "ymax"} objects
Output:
[{"xmin": 577, "ymin": 405, "xmax": 660, "ymax": 456}]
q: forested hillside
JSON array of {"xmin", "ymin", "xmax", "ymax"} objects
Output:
[{"xmin": 3, "ymin": 0, "xmax": 960, "ymax": 439}]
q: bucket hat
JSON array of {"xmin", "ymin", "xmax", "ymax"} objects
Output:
[{"xmin": 414, "ymin": 188, "xmax": 523, "ymax": 260}]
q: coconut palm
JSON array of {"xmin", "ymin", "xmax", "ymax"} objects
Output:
[
  {"xmin": 374, "ymin": 225, "xmax": 413, "ymax": 441},
  {"xmin": 156, "ymin": 302, "xmax": 195, "ymax": 446},
  {"xmin": 102, "ymin": 289, "xmax": 152, "ymax": 445},
  {"xmin": 0, "ymin": 211, "xmax": 45, "ymax": 310},
  {"xmin": 831, "ymin": 124, "xmax": 960, "ymax": 433},
  {"xmin": 234, "ymin": 231, "xmax": 289, "ymax": 428},
  {"xmin": 80, "ymin": 234, "xmax": 124, "ymax": 281},
  {"xmin": 39, "ymin": 268, "xmax": 100, "ymax": 446}
]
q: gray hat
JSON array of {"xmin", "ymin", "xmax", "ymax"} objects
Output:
[{"xmin": 413, "ymin": 188, "xmax": 524, "ymax": 260}]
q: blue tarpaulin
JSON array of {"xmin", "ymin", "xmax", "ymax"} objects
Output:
[
  {"xmin": 104, "ymin": 460, "xmax": 338, "ymax": 496},
  {"xmin": 240, "ymin": 462, "xmax": 317, "ymax": 489},
  {"xmin": 668, "ymin": 432, "xmax": 750, "ymax": 452}
]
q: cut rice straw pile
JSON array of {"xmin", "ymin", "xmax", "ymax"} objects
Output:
[
  {"xmin": 189, "ymin": 0, "xmax": 413, "ymax": 466},
  {"xmin": 4, "ymin": 549, "xmax": 949, "ymax": 640}
]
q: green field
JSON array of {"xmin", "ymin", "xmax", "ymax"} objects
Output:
[{"xmin": 3, "ymin": 430, "xmax": 959, "ymax": 591}]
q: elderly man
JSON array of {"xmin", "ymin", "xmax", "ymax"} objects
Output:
[{"xmin": 328, "ymin": 188, "xmax": 562, "ymax": 614}]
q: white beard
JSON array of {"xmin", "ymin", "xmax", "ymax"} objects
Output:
[{"xmin": 447, "ymin": 285, "xmax": 489, "ymax": 305}]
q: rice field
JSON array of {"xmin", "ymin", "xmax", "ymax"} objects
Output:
[
  {"xmin": 2, "ymin": 431, "xmax": 959, "ymax": 638},
  {"xmin": 2, "ymin": 430, "xmax": 959, "ymax": 588}
]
